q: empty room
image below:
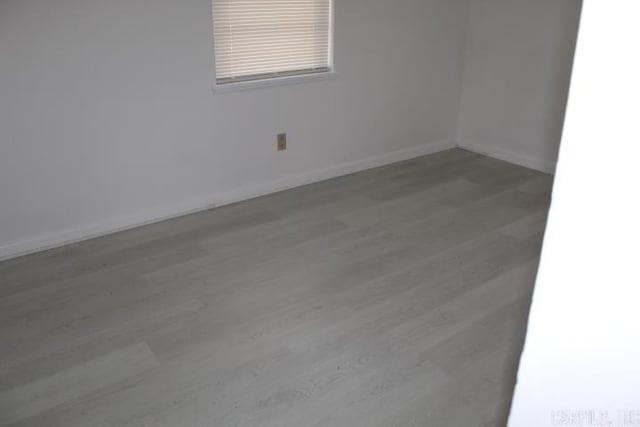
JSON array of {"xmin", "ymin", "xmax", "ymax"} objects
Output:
[{"xmin": 2, "ymin": 0, "xmax": 639, "ymax": 426}]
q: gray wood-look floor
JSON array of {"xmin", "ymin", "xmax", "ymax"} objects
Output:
[{"xmin": 0, "ymin": 149, "xmax": 553, "ymax": 427}]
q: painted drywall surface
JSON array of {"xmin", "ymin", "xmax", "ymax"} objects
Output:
[
  {"xmin": 457, "ymin": 0, "xmax": 582, "ymax": 172},
  {"xmin": 509, "ymin": 1, "xmax": 640, "ymax": 425},
  {"xmin": 0, "ymin": 0, "xmax": 469, "ymax": 257}
]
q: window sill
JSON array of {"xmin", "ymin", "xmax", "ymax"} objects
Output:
[{"xmin": 211, "ymin": 71, "xmax": 337, "ymax": 95}]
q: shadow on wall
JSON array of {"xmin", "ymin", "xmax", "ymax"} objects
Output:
[{"xmin": 457, "ymin": 0, "xmax": 583, "ymax": 173}]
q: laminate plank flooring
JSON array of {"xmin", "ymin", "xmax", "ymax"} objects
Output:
[{"xmin": 0, "ymin": 149, "xmax": 553, "ymax": 427}]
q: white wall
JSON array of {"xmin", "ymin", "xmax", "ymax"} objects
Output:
[
  {"xmin": 0, "ymin": 0, "xmax": 469, "ymax": 259},
  {"xmin": 457, "ymin": 0, "xmax": 582, "ymax": 173},
  {"xmin": 509, "ymin": 1, "xmax": 640, "ymax": 425}
]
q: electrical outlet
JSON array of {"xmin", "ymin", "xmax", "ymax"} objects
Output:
[{"xmin": 277, "ymin": 133, "xmax": 287, "ymax": 151}]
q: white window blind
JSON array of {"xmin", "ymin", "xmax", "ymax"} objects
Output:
[{"xmin": 212, "ymin": 0, "xmax": 332, "ymax": 84}]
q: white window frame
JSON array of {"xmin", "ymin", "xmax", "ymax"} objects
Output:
[{"xmin": 211, "ymin": 0, "xmax": 336, "ymax": 93}]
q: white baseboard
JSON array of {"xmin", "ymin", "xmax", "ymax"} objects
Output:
[
  {"xmin": 457, "ymin": 140, "xmax": 557, "ymax": 174},
  {"xmin": 0, "ymin": 139, "xmax": 454, "ymax": 261}
]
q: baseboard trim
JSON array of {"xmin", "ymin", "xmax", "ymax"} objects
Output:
[
  {"xmin": 0, "ymin": 139, "xmax": 454, "ymax": 261},
  {"xmin": 457, "ymin": 140, "xmax": 557, "ymax": 174}
]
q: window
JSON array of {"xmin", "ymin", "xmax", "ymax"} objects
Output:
[{"xmin": 212, "ymin": 0, "xmax": 333, "ymax": 85}]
